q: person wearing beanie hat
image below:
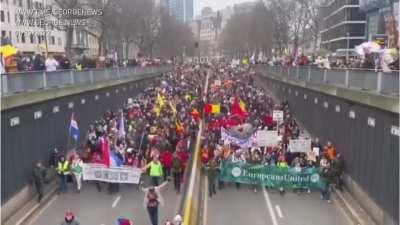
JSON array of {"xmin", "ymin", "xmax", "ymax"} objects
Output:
[{"xmin": 60, "ymin": 210, "xmax": 80, "ymax": 225}]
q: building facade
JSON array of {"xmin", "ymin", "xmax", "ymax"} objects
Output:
[
  {"xmin": 359, "ymin": 0, "xmax": 399, "ymax": 48},
  {"xmin": 320, "ymin": 0, "xmax": 366, "ymax": 52},
  {"xmin": 168, "ymin": 0, "xmax": 193, "ymax": 23},
  {"xmin": 0, "ymin": 0, "xmax": 65, "ymax": 54}
]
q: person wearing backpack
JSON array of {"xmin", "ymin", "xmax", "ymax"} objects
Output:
[{"xmin": 142, "ymin": 180, "xmax": 169, "ymax": 225}]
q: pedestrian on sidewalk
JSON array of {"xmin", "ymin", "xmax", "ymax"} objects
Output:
[
  {"xmin": 32, "ymin": 162, "xmax": 46, "ymax": 202},
  {"xmin": 56, "ymin": 156, "xmax": 70, "ymax": 194},
  {"xmin": 204, "ymin": 159, "xmax": 218, "ymax": 198},
  {"xmin": 60, "ymin": 210, "xmax": 80, "ymax": 225},
  {"xmin": 142, "ymin": 180, "xmax": 169, "ymax": 225},
  {"xmin": 320, "ymin": 162, "xmax": 334, "ymax": 203}
]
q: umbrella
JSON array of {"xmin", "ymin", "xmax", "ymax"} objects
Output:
[
  {"xmin": 355, "ymin": 42, "xmax": 381, "ymax": 55},
  {"xmin": 0, "ymin": 44, "xmax": 18, "ymax": 57}
]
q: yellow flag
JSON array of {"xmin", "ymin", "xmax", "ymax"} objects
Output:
[
  {"xmin": 169, "ymin": 101, "xmax": 177, "ymax": 116},
  {"xmin": 157, "ymin": 93, "xmax": 165, "ymax": 108},
  {"xmin": 211, "ymin": 104, "xmax": 220, "ymax": 114},
  {"xmin": 239, "ymin": 99, "xmax": 246, "ymax": 112}
]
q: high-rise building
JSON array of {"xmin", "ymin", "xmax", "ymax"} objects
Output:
[
  {"xmin": 168, "ymin": 0, "xmax": 193, "ymax": 23},
  {"xmin": 320, "ymin": 0, "xmax": 366, "ymax": 52}
]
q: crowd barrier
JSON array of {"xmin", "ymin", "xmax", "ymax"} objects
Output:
[
  {"xmin": 258, "ymin": 65, "xmax": 399, "ymax": 96},
  {"xmin": 1, "ymin": 66, "xmax": 173, "ymax": 96}
]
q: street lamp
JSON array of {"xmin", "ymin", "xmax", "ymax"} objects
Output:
[{"xmin": 346, "ymin": 32, "xmax": 350, "ymax": 64}]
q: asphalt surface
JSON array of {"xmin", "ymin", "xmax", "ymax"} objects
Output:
[
  {"xmin": 28, "ymin": 176, "xmax": 180, "ymax": 225},
  {"xmin": 206, "ymin": 183, "xmax": 351, "ymax": 225}
]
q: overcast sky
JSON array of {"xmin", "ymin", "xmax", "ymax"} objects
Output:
[{"xmin": 194, "ymin": 0, "xmax": 252, "ymax": 16}]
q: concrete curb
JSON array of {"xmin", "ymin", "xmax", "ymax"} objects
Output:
[
  {"xmin": 332, "ymin": 187, "xmax": 377, "ymax": 225},
  {"xmin": 3, "ymin": 180, "xmax": 58, "ymax": 225}
]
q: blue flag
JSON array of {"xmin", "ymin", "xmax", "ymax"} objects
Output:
[{"xmin": 69, "ymin": 113, "xmax": 80, "ymax": 141}]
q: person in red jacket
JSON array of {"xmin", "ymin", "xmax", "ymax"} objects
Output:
[
  {"xmin": 177, "ymin": 149, "xmax": 189, "ymax": 180},
  {"xmin": 160, "ymin": 150, "xmax": 173, "ymax": 181}
]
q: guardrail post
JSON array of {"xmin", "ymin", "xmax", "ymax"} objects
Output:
[
  {"xmin": 70, "ymin": 70, "xmax": 75, "ymax": 85},
  {"xmin": 2, "ymin": 75, "xmax": 8, "ymax": 94},
  {"xmin": 42, "ymin": 71, "xmax": 47, "ymax": 89},
  {"xmin": 296, "ymin": 66, "xmax": 300, "ymax": 79},
  {"xmin": 345, "ymin": 70, "xmax": 349, "ymax": 87},
  {"xmin": 323, "ymin": 69, "xmax": 327, "ymax": 83},
  {"xmin": 377, "ymin": 71, "xmax": 382, "ymax": 92},
  {"xmin": 307, "ymin": 66, "xmax": 311, "ymax": 81},
  {"xmin": 89, "ymin": 70, "xmax": 94, "ymax": 83}
]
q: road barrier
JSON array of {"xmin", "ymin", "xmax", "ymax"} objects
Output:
[
  {"xmin": 1, "ymin": 66, "xmax": 172, "ymax": 96},
  {"xmin": 257, "ymin": 65, "xmax": 399, "ymax": 96}
]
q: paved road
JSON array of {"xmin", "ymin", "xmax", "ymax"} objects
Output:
[
  {"xmin": 205, "ymin": 183, "xmax": 351, "ymax": 225},
  {"xmin": 28, "ymin": 176, "xmax": 180, "ymax": 225}
]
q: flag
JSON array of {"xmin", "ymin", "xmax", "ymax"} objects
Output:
[
  {"xmin": 118, "ymin": 112, "xmax": 126, "ymax": 138},
  {"xmin": 69, "ymin": 113, "xmax": 80, "ymax": 141},
  {"xmin": 176, "ymin": 121, "xmax": 184, "ymax": 135},
  {"xmin": 102, "ymin": 137, "xmax": 123, "ymax": 167},
  {"xmin": 117, "ymin": 218, "xmax": 133, "ymax": 225},
  {"xmin": 231, "ymin": 97, "xmax": 247, "ymax": 120},
  {"xmin": 239, "ymin": 100, "xmax": 246, "ymax": 112},
  {"xmin": 191, "ymin": 108, "xmax": 200, "ymax": 122},
  {"xmin": 169, "ymin": 101, "xmax": 177, "ymax": 116},
  {"xmin": 0, "ymin": 44, "xmax": 18, "ymax": 57},
  {"xmin": 157, "ymin": 93, "xmax": 165, "ymax": 108},
  {"xmin": 211, "ymin": 104, "xmax": 221, "ymax": 114},
  {"xmin": 204, "ymin": 103, "xmax": 212, "ymax": 115},
  {"xmin": 102, "ymin": 137, "xmax": 111, "ymax": 167}
]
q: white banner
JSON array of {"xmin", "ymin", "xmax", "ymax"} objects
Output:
[
  {"xmin": 256, "ymin": 130, "xmax": 279, "ymax": 147},
  {"xmin": 82, "ymin": 163, "xmax": 142, "ymax": 184},
  {"xmin": 273, "ymin": 110, "xmax": 284, "ymax": 121},
  {"xmin": 288, "ymin": 139, "xmax": 311, "ymax": 153},
  {"xmin": 221, "ymin": 127, "xmax": 257, "ymax": 148}
]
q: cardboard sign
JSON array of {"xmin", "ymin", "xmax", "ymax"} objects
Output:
[
  {"xmin": 256, "ymin": 130, "xmax": 279, "ymax": 147},
  {"xmin": 288, "ymin": 139, "xmax": 311, "ymax": 153},
  {"xmin": 273, "ymin": 110, "xmax": 284, "ymax": 121}
]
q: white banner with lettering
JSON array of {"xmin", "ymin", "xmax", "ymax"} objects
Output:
[
  {"xmin": 82, "ymin": 163, "xmax": 142, "ymax": 184},
  {"xmin": 256, "ymin": 130, "xmax": 279, "ymax": 147},
  {"xmin": 288, "ymin": 139, "xmax": 311, "ymax": 153}
]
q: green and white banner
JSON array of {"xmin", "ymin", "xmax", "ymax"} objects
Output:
[{"xmin": 220, "ymin": 162, "xmax": 325, "ymax": 189}]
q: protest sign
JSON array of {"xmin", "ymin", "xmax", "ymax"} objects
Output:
[
  {"xmin": 220, "ymin": 162, "xmax": 325, "ymax": 189},
  {"xmin": 256, "ymin": 130, "xmax": 279, "ymax": 147},
  {"xmin": 312, "ymin": 147, "xmax": 320, "ymax": 156},
  {"xmin": 288, "ymin": 139, "xmax": 311, "ymax": 153},
  {"xmin": 272, "ymin": 110, "xmax": 284, "ymax": 121},
  {"xmin": 82, "ymin": 163, "xmax": 142, "ymax": 184},
  {"xmin": 221, "ymin": 127, "xmax": 257, "ymax": 148}
]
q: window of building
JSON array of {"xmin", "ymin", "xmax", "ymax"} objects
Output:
[
  {"xmin": 1, "ymin": 30, "xmax": 6, "ymax": 39},
  {"xmin": 16, "ymin": 31, "xmax": 19, "ymax": 43},
  {"xmin": 7, "ymin": 11, "xmax": 10, "ymax": 23},
  {"xmin": 37, "ymin": 34, "xmax": 41, "ymax": 44},
  {"xmin": 57, "ymin": 37, "xmax": 61, "ymax": 45},
  {"xmin": 0, "ymin": 11, "xmax": 5, "ymax": 22},
  {"xmin": 51, "ymin": 36, "xmax": 55, "ymax": 45},
  {"xmin": 21, "ymin": 32, "xmax": 25, "ymax": 43},
  {"xmin": 18, "ymin": 0, "xmax": 22, "ymax": 7},
  {"xmin": 27, "ymin": 0, "xmax": 32, "ymax": 8},
  {"xmin": 30, "ymin": 34, "xmax": 34, "ymax": 43},
  {"xmin": 9, "ymin": 31, "xmax": 12, "ymax": 42}
]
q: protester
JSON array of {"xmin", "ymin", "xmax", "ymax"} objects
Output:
[
  {"xmin": 32, "ymin": 162, "xmax": 47, "ymax": 202},
  {"xmin": 70, "ymin": 153, "xmax": 83, "ymax": 193},
  {"xmin": 204, "ymin": 159, "xmax": 218, "ymax": 197},
  {"xmin": 45, "ymin": 54, "xmax": 59, "ymax": 72},
  {"xmin": 142, "ymin": 181, "xmax": 169, "ymax": 225},
  {"xmin": 60, "ymin": 210, "xmax": 80, "ymax": 225},
  {"xmin": 171, "ymin": 152, "xmax": 182, "ymax": 194},
  {"xmin": 56, "ymin": 156, "xmax": 70, "ymax": 194},
  {"xmin": 143, "ymin": 157, "xmax": 164, "ymax": 186}
]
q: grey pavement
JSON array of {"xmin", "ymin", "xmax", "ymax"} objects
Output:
[
  {"xmin": 27, "ymin": 176, "xmax": 180, "ymax": 225},
  {"xmin": 206, "ymin": 183, "xmax": 351, "ymax": 225}
]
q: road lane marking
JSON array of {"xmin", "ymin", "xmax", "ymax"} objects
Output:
[
  {"xmin": 275, "ymin": 205, "xmax": 283, "ymax": 218},
  {"xmin": 262, "ymin": 186, "xmax": 278, "ymax": 225},
  {"xmin": 26, "ymin": 194, "xmax": 58, "ymax": 225},
  {"xmin": 112, "ymin": 195, "xmax": 121, "ymax": 208}
]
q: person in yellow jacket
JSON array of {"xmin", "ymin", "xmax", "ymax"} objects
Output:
[
  {"xmin": 143, "ymin": 157, "xmax": 164, "ymax": 186},
  {"xmin": 56, "ymin": 156, "xmax": 70, "ymax": 193}
]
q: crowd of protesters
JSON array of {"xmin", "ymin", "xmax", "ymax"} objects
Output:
[
  {"xmin": 32, "ymin": 65, "xmax": 207, "ymax": 225},
  {"xmin": 198, "ymin": 64, "xmax": 345, "ymax": 203},
  {"xmin": 2, "ymin": 52, "xmax": 171, "ymax": 73}
]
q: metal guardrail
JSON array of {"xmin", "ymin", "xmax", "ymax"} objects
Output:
[
  {"xmin": 258, "ymin": 65, "xmax": 399, "ymax": 96},
  {"xmin": 1, "ymin": 66, "xmax": 172, "ymax": 96}
]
